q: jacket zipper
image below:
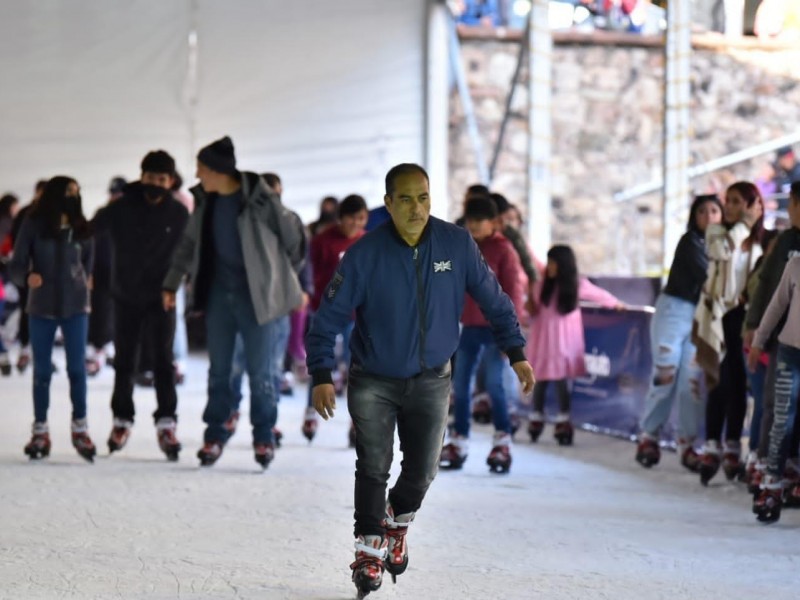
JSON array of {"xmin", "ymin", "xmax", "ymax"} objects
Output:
[{"xmin": 413, "ymin": 246, "xmax": 426, "ymax": 370}]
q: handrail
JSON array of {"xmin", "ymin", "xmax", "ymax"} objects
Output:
[{"xmin": 614, "ymin": 130, "xmax": 800, "ymax": 203}]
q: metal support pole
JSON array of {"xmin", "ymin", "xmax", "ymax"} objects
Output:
[
  {"xmin": 426, "ymin": 1, "xmax": 450, "ymax": 218},
  {"xmin": 527, "ymin": 0, "xmax": 552, "ymax": 258},
  {"xmin": 447, "ymin": 10, "xmax": 490, "ymax": 184},
  {"xmin": 662, "ymin": 0, "xmax": 692, "ymax": 274}
]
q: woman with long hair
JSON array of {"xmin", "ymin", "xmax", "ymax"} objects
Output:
[
  {"xmin": 693, "ymin": 181, "xmax": 764, "ymax": 485},
  {"xmin": 636, "ymin": 194, "xmax": 723, "ymax": 470},
  {"xmin": 9, "ymin": 176, "xmax": 96, "ymax": 462},
  {"xmin": 525, "ymin": 245, "xmax": 623, "ymax": 445}
]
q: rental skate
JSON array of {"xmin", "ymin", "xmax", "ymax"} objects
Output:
[
  {"xmin": 0, "ymin": 353, "xmax": 11, "ymax": 376},
  {"xmin": 527, "ymin": 413, "xmax": 544, "ymax": 443},
  {"xmin": 635, "ymin": 436, "xmax": 660, "ymax": 468},
  {"xmin": 16, "ymin": 349, "xmax": 31, "ymax": 374},
  {"xmin": 439, "ymin": 437, "xmax": 468, "ymax": 470},
  {"xmin": 272, "ymin": 427, "xmax": 283, "ymax": 449},
  {"xmin": 351, "ymin": 535, "xmax": 387, "ymax": 598},
  {"xmin": 254, "ymin": 443, "xmax": 275, "ymax": 470},
  {"xmin": 197, "ymin": 441, "xmax": 224, "ymax": 467},
  {"xmin": 553, "ymin": 418, "xmax": 574, "ymax": 446},
  {"xmin": 223, "ymin": 410, "xmax": 240, "ymax": 438},
  {"xmin": 722, "ymin": 443, "xmax": 743, "ymax": 481},
  {"xmin": 486, "ymin": 433, "xmax": 512, "ymax": 474},
  {"xmin": 698, "ymin": 441, "xmax": 721, "ymax": 486},
  {"xmin": 107, "ymin": 418, "xmax": 133, "ymax": 453},
  {"xmin": 301, "ymin": 407, "xmax": 318, "ymax": 442},
  {"xmin": 71, "ymin": 419, "xmax": 96, "ymax": 463},
  {"xmin": 24, "ymin": 422, "xmax": 51, "ymax": 460},
  {"xmin": 753, "ymin": 477, "xmax": 783, "ymax": 523},
  {"xmin": 471, "ymin": 392, "xmax": 492, "ymax": 424},
  {"xmin": 156, "ymin": 418, "xmax": 181, "ymax": 461},
  {"xmin": 383, "ymin": 504, "xmax": 413, "ymax": 583}
]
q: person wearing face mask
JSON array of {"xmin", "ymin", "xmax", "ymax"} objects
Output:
[
  {"xmin": 692, "ymin": 181, "xmax": 765, "ymax": 486},
  {"xmin": 9, "ymin": 176, "xmax": 96, "ymax": 462},
  {"xmin": 90, "ymin": 151, "xmax": 189, "ymax": 461}
]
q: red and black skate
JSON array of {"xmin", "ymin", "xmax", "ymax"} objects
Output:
[
  {"xmin": 383, "ymin": 505, "xmax": 413, "ymax": 582},
  {"xmin": 753, "ymin": 477, "xmax": 783, "ymax": 523},
  {"xmin": 156, "ymin": 418, "xmax": 181, "ymax": 461},
  {"xmin": 722, "ymin": 446, "xmax": 744, "ymax": 481},
  {"xmin": 108, "ymin": 419, "xmax": 133, "ymax": 453},
  {"xmin": 528, "ymin": 416, "xmax": 544, "ymax": 443},
  {"xmin": 254, "ymin": 443, "xmax": 275, "ymax": 470},
  {"xmin": 223, "ymin": 410, "xmax": 240, "ymax": 438},
  {"xmin": 0, "ymin": 353, "xmax": 11, "ymax": 376},
  {"xmin": 351, "ymin": 536, "xmax": 387, "ymax": 598},
  {"xmin": 24, "ymin": 423, "xmax": 51, "ymax": 460},
  {"xmin": 680, "ymin": 446, "xmax": 701, "ymax": 473},
  {"xmin": 301, "ymin": 408, "xmax": 318, "ymax": 442},
  {"xmin": 272, "ymin": 427, "xmax": 283, "ymax": 449},
  {"xmin": 197, "ymin": 441, "xmax": 224, "ymax": 467},
  {"xmin": 554, "ymin": 420, "xmax": 574, "ymax": 446},
  {"xmin": 471, "ymin": 392, "xmax": 492, "ymax": 424},
  {"xmin": 635, "ymin": 436, "xmax": 660, "ymax": 468},
  {"xmin": 698, "ymin": 442, "xmax": 721, "ymax": 486},
  {"xmin": 71, "ymin": 420, "xmax": 96, "ymax": 463},
  {"xmin": 16, "ymin": 351, "xmax": 31, "ymax": 374},
  {"xmin": 439, "ymin": 440, "xmax": 467, "ymax": 470},
  {"xmin": 486, "ymin": 443, "xmax": 512, "ymax": 474}
]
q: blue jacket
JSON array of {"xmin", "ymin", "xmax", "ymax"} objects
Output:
[{"xmin": 306, "ymin": 216, "xmax": 526, "ymax": 383}]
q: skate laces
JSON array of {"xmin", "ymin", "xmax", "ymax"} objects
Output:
[
  {"xmin": 71, "ymin": 418, "xmax": 89, "ymax": 434},
  {"xmin": 354, "ymin": 536, "xmax": 387, "ymax": 560}
]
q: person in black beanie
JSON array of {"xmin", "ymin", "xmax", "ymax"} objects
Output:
[
  {"xmin": 163, "ymin": 136, "xmax": 306, "ymax": 469},
  {"xmin": 91, "ymin": 150, "xmax": 189, "ymax": 461}
]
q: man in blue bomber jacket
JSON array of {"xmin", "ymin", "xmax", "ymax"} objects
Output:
[{"xmin": 306, "ymin": 163, "xmax": 535, "ymax": 596}]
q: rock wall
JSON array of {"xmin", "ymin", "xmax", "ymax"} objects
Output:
[{"xmin": 449, "ymin": 30, "xmax": 800, "ymax": 275}]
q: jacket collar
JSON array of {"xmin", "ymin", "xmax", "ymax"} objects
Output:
[{"xmin": 387, "ymin": 216, "xmax": 433, "ymax": 248}]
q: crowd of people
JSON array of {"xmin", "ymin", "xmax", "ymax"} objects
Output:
[{"xmin": 1, "ymin": 136, "xmax": 800, "ymax": 594}]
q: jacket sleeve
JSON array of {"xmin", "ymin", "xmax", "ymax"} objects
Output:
[
  {"xmin": 305, "ymin": 250, "xmax": 366, "ymax": 386},
  {"xmin": 753, "ymin": 258, "xmax": 797, "ymax": 349},
  {"xmin": 579, "ymin": 278, "xmax": 620, "ymax": 308},
  {"xmin": 8, "ymin": 216, "xmax": 34, "ymax": 288},
  {"xmin": 257, "ymin": 192, "xmax": 306, "ymax": 272},
  {"xmin": 163, "ymin": 202, "xmax": 201, "ymax": 292},
  {"xmin": 464, "ymin": 234, "xmax": 527, "ymax": 362},
  {"xmin": 82, "ymin": 237, "xmax": 94, "ymax": 277},
  {"xmin": 745, "ymin": 236, "xmax": 784, "ymax": 330},
  {"xmin": 674, "ymin": 232, "xmax": 708, "ymax": 290},
  {"xmin": 90, "ymin": 204, "xmax": 113, "ymax": 234}
]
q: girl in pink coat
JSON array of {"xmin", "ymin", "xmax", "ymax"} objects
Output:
[{"xmin": 526, "ymin": 245, "xmax": 622, "ymax": 445}]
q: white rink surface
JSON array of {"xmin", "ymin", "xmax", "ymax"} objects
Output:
[{"xmin": 0, "ymin": 352, "xmax": 798, "ymax": 600}]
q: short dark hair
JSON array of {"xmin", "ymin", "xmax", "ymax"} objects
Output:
[
  {"xmin": 338, "ymin": 194, "xmax": 368, "ymax": 218},
  {"xmin": 464, "ymin": 196, "xmax": 497, "ymax": 221},
  {"xmin": 262, "ymin": 172, "xmax": 281, "ymax": 189},
  {"xmin": 489, "ymin": 192, "xmax": 510, "ymax": 215},
  {"xmin": 141, "ymin": 150, "xmax": 176, "ymax": 176},
  {"xmin": 466, "ymin": 183, "xmax": 489, "ymax": 196},
  {"xmin": 385, "ymin": 163, "xmax": 429, "ymax": 197}
]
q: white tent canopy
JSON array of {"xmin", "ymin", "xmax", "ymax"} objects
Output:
[{"xmin": 0, "ymin": 0, "xmax": 436, "ymax": 221}]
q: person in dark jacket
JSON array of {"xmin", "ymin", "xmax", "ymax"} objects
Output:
[
  {"xmin": 162, "ymin": 137, "xmax": 306, "ymax": 470},
  {"xmin": 91, "ymin": 152, "xmax": 189, "ymax": 460},
  {"xmin": 636, "ymin": 194, "xmax": 723, "ymax": 471},
  {"xmin": 10, "ymin": 176, "xmax": 96, "ymax": 462},
  {"xmin": 305, "ymin": 163, "xmax": 535, "ymax": 597}
]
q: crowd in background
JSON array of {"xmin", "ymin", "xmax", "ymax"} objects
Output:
[{"xmin": 1, "ymin": 136, "xmax": 799, "ymax": 524}]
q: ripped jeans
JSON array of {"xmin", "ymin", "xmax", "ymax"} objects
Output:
[{"xmin": 640, "ymin": 294, "xmax": 702, "ymax": 441}]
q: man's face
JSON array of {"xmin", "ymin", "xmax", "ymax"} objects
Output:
[
  {"xmin": 385, "ymin": 172, "xmax": 430, "ymax": 241},
  {"xmin": 779, "ymin": 152, "xmax": 796, "ymax": 171},
  {"xmin": 339, "ymin": 209, "xmax": 368, "ymax": 239},
  {"xmin": 141, "ymin": 171, "xmax": 174, "ymax": 190},
  {"xmin": 465, "ymin": 217, "xmax": 494, "ymax": 242},
  {"xmin": 196, "ymin": 161, "xmax": 221, "ymax": 193}
]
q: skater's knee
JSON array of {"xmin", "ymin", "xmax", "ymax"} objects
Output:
[{"xmin": 653, "ymin": 364, "xmax": 676, "ymax": 386}]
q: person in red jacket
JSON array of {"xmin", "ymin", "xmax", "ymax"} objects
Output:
[
  {"xmin": 302, "ymin": 194, "xmax": 368, "ymax": 443},
  {"xmin": 440, "ymin": 195, "xmax": 525, "ymax": 473}
]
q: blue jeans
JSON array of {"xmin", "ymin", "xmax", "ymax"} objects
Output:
[
  {"xmin": 452, "ymin": 326, "xmax": 510, "ymax": 437},
  {"xmin": 745, "ymin": 352, "xmax": 766, "ymax": 453},
  {"xmin": 640, "ymin": 294, "xmax": 702, "ymax": 440},
  {"xmin": 29, "ymin": 314, "xmax": 88, "ymax": 422},
  {"xmin": 205, "ymin": 284, "xmax": 280, "ymax": 445},
  {"xmin": 348, "ymin": 361, "xmax": 451, "ymax": 537},
  {"xmin": 767, "ymin": 344, "xmax": 800, "ymax": 477},
  {"xmin": 231, "ymin": 314, "xmax": 290, "ymax": 410}
]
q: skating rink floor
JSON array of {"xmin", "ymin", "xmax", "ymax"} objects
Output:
[{"xmin": 0, "ymin": 351, "xmax": 797, "ymax": 600}]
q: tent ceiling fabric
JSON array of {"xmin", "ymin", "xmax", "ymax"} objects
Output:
[{"xmin": 0, "ymin": 0, "xmax": 427, "ymax": 219}]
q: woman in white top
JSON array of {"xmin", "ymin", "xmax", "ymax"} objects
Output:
[{"xmin": 693, "ymin": 181, "xmax": 764, "ymax": 485}]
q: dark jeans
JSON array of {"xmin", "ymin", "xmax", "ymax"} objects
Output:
[
  {"xmin": 347, "ymin": 362, "xmax": 451, "ymax": 538},
  {"xmin": 767, "ymin": 344, "xmax": 800, "ymax": 476},
  {"xmin": 29, "ymin": 313, "xmax": 88, "ymax": 422},
  {"xmin": 231, "ymin": 315, "xmax": 290, "ymax": 411},
  {"xmin": 705, "ymin": 306, "xmax": 747, "ymax": 444},
  {"xmin": 111, "ymin": 300, "xmax": 177, "ymax": 423},
  {"xmin": 204, "ymin": 284, "xmax": 279, "ymax": 445}
]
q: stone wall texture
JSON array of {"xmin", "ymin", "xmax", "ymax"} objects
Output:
[{"xmin": 449, "ymin": 32, "xmax": 800, "ymax": 275}]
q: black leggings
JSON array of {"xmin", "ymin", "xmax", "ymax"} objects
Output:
[
  {"xmin": 705, "ymin": 306, "xmax": 747, "ymax": 444},
  {"xmin": 532, "ymin": 379, "xmax": 571, "ymax": 414}
]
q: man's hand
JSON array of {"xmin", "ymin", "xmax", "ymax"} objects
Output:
[
  {"xmin": 747, "ymin": 347, "xmax": 763, "ymax": 373},
  {"xmin": 27, "ymin": 273, "xmax": 43, "ymax": 289},
  {"xmin": 512, "ymin": 361, "xmax": 536, "ymax": 395},
  {"xmin": 162, "ymin": 290, "xmax": 176, "ymax": 312},
  {"xmin": 312, "ymin": 383, "xmax": 336, "ymax": 420}
]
